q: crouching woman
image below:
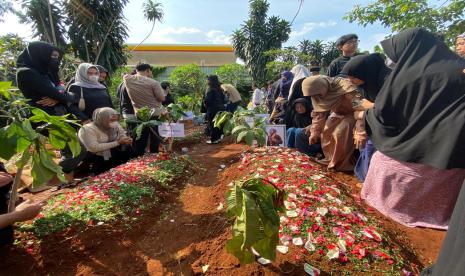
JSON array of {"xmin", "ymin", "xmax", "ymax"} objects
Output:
[{"xmin": 78, "ymin": 108, "xmax": 132, "ymax": 174}]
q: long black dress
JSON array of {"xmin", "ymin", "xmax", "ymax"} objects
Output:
[{"xmin": 204, "ymin": 88, "xmax": 225, "ymax": 141}]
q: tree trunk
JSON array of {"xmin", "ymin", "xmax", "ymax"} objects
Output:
[
  {"xmin": 38, "ymin": 12, "xmax": 52, "ymax": 43},
  {"xmin": 131, "ymin": 21, "xmax": 155, "ymax": 52},
  {"xmin": 95, "ymin": 17, "xmax": 118, "ymax": 65},
  {"xmin": 8, "ymin": 167, "xmax": 23, "ymax": 213},
  {"xmin": 47, "ymin": 0, "xmax": 57, "ymax": 46}
]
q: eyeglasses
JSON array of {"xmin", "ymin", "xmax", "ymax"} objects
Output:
[
  {"xmin": 457, "ymin": 42, "xmax": 465, "ymax": 46},
  {"xmin": 345, "ymin": 39, "xmax": 360, "ymax": 45}
]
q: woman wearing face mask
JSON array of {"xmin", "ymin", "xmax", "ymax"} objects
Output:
[
  {"xmin": 78, "ymin": 107, "xmax": 132, "ymax": 174},
  {"xmin": 68, "ymin": 63, "xmax": 114, "ymax": 124},
  {"xmin": 16, "ymin": 41, "xmax": 86, "ymax": 189},
  {"xmin": 16, "ymin": 41, "xmax": 73, "ymax": 116}
]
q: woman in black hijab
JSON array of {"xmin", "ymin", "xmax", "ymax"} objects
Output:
[
  {"xmin": 285, "ymin": 98, "xmax": 312, "ymax": 148},
  {"xmin": 203, "ymin": 75, "xmax": 225, "ymax": 144},
  {"xmin": 340, "ymin": 53, "xmax": 392, "ymax": 181},
  {"xmin": 16, "ymin": 41, "xmax": 72, "ymax": 116},
  {"xmin": 361, "ymin": 28, "xmax": 465, "ymax": 230},
  {"xmin": 16, "ymin": 41, "xmax": 86, "ymax": 188}
]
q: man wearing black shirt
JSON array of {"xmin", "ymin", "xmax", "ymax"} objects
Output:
[{"xmin": 327, "ymin": 34, "xmax": 359, "ymax": 77}]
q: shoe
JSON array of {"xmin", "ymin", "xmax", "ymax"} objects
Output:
[{"xmin": 206, "ymin": 139, "xmax": 220, "ymax": 144}]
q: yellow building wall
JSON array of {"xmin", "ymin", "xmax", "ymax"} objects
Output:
[{"xmin": 126, "ymin": 44, "xmax": 237, "ymax": 66}]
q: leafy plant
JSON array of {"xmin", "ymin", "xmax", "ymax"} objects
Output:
[
  {"xmin": 162, "ymin": 103, "xmax": 186, "ymax": 123},
  {"xmin": 0, "ymin": 82, "xmax": 81, "ymax": 211},
  {"xmin": 213, "ymin": 108, "xmax": 267, "ymax": 146},
  {"xmin": 132, "ymin": 104, "xmax": 187, "ymax": 151},
  {"xmin": 177, "ymin": 94, "xmax": 202, "ymax": 115},
  {"xmin": 225, "ymin": 178, "xmax": 285, "ymax": 264},
  {"xmin": 131, "ymin": 106, "xmax": 162, "ymax": 140}
]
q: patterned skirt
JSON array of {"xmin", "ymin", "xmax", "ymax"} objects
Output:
[{"xmin": 362, "ymin": 151, "xmax": 465, "ymax": 230}]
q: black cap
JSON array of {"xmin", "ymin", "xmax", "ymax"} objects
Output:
[{"xmin": 336, "ymin": 34, "xmax": 358, "ymax": 47}]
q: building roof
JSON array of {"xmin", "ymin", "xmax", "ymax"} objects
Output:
[
  {"xmin": 126, "ymin": 44, "xmax": 236, "ymax": 67},
  {"xmin": 127, "ymin": 44, "xmax": 234, "ymax": 53}
]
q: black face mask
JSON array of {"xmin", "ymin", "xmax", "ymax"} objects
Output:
[{"xmin": 48, "ymin": 58, "xmax": 61, "ymax": 72}]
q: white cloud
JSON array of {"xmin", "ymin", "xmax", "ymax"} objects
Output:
[
  {"xmin": 290, "ymin": 20, "xmax": 337, "ymax": 37},
  {"xmin": 206, "ymin": 30, "xmax": 231, "ymax": 44}
]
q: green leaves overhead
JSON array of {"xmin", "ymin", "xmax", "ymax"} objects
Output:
[
  {"xmin": 345, "ymin": 0, "xmax": 465, "ymax": 46},
  {"xmin": 225, "ymin": 178, "xmax": 284, "ymax": 264}
]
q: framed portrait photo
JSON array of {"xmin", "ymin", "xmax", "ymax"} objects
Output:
[{"xmin": 265, "ymin": 124, "xmax": 286, "ymax": 147}]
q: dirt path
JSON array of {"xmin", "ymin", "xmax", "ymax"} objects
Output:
[{"xmin": 0, "ymin": 141, "xmax": 446, "ymax": 275}]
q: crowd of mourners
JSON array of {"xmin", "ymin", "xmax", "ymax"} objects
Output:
[{"xmin": 1, "ymin": 27, "xmax": 465, "ymax": 274}]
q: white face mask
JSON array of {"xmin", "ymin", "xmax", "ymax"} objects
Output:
[
  {"xmin": 89, "ymin": 75, "xmax": 100, "ymax": 83},
  {"xmin": 109, "ymin": 121, "xmax": 119, "ymax": 128}
]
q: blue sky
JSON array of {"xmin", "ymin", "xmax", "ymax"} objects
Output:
[{"xmin": 1, "ymin": 0, "xmax": 397, "ymax": 52}]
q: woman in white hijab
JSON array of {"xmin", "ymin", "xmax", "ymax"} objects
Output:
[
  {"xmin": 68, "ymin": 63, "xmax": 114, "ymax": 124},
  {"xmin": 78, "ymin": 107, "xmax": 132, "ymax": 174},
  {"xmin": 288, "ymin": 64, "xmax": 311, "ymax": 102}
]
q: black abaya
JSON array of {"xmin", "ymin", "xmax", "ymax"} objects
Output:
[
  {"xmin": 340, "ymin": 53, "xmax": 391, "ymax": 102},
  {"xmin": 365, "ymin": 28, "xmax": 465, "ymax": 170}
]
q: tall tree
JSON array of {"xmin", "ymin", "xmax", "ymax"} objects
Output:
[
  {"xmin": 66, "ymin": 0, "xmax": 129, "ymax": 73},
  {"xmin": 232, "ymin": 0, "xmax": 291, "ymax": 85},
  {"xmin": 310, "ymin": 39, "xmax": 324, "ymax": 65},
  {"xmin": 132, "ymin": 0, "xmax": 164, "ymax": 52},
  {"xmin": 345, "ymin": 0, "xmax": 465, "ymax": 45},
  {"xmin": 321, "ymin": 41, "xmax": 339, "ymax": 67},
  {"xmin": 298, "ymin": 39, "xmax": 312, "ymax": 56},
  {"xmin": 18, "ymin": 0, "xmax": 67, "ymax": 49},
  {"xmin": 0, "ymin": 34, "xmax": 27, "ymax": 82}
]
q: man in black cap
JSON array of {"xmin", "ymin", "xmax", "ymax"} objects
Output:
[{"xmin": 327, "ymin": 34, "xmax": 359, "ymax": 77}]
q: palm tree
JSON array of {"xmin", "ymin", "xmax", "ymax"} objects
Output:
[
  {"xmin": 132, "ymin": 0, "xmax": 164, "ymax": 52},
  {"xmin": 322, "ymin": 41, "xmax": 339, "ymax": 67},
  {"xmin": 66, "ymin": 0, "xmax": 129, "ymax": 73},
  {"xmin": 298, "ymin": 39, "xmax": 311, "ymax": 55},
  {"xmin": 232, "ymin": 0, "xmax": 291, "ymax": 85},
  {"xmin": 310, "ymin": 39, "xmax": 324, "ymax": 64},
  {"xmin": 18, "ymin": 0, "xmax": 67, "ymax": 49}
]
